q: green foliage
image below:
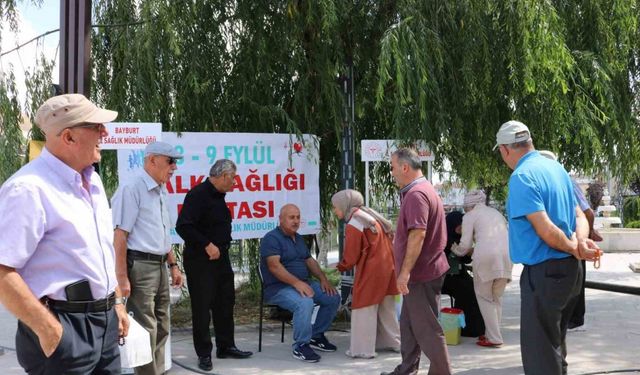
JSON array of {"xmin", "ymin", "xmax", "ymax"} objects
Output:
[
  {"xmin": 625, "ymin": 220, "xmax": 640, "ymax": 228},
  {"xmin": 232, "ymin": 239, "xmax": 261, "ymax": 293},
  {"xmin": 4, "ymin": 0, "xmax": 638, "ymax": 203},
  {"xmin": 23, "ymin": 55, "xmax": 54, "ymax": 141},
  {"xmin": 0, "ymin": 53, "xmax": 57, "ymax": 184},
  {"xmin": 1, "ymin": 0, "xmax": 57, "ymax": 183},
  {"xmin": 0, "ymin": 67, "xmax": 24, "ymax": 183},
  {"xmin": 2, "ymin": 0, "xmax": 640, "ymax": 309},
  {"xmin": 623, "ymin": 196, "xmax": 640, "ymax": 225},
  {"xmin": 0, "ymin": 1, "xmax": 43, "ymax": 51},
  {"xmin": 376, "ymin": 0, "xmax": 640, "ymax": 194},
  {"xmin": 1, "ymin": 0, "xmax": 639, "ymax": 212},
  {"xmin": 313, "ymin": 267, "xmax": 341, "ymax": 287}
]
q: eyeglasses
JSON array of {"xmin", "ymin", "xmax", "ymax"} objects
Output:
[
  {"xmin": 167, "ymin": 157, "xmax": 177, "ymax": 165},
  {"xmin": 58, "ymin": 123, "xmax": 104, "ymax": 135}
]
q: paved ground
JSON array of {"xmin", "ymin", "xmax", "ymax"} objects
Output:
[{"xmin": 1, "ymin": 252, "xmax": 639, "ymax": 374}]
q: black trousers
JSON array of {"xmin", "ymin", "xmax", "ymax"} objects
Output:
[
  {"xmin": 442, "ymin": 271, "xmax": 486, "ymax": 337},
  {"xmin": 16, "ymin": 308, "xmax": 120, "ymax": 375},
  {"xmin": 184, "ymin": 253, "xmax": 236, "ymax": 358},
  {"xmin": 520, "ymin": 257, "xmax": 582, "ymax": 375},
  {"xmin": 568, "ymin": 259, "xmax": 586, "ymax": 328}
]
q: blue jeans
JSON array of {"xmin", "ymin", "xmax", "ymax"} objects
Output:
[{"xmin": 268, "ymin": 280, "xmax": 341, "ymax": 349}]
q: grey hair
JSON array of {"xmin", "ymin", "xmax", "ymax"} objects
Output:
[
  {"xmin": 209, "ymin": 159, "xmax": 237, "ymax": 177},
  {"xmin": 506, "ymin": 139, "xmax": 533, "ymax": 150},
  {"xmin": 391, "ymin": 148, "xmax": 422, "ymax": 170}
]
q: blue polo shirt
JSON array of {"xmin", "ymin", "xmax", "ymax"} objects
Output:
[
  {"xmin": 507, "ymin": 151, "xmax": 576, "ymax": 265},
  {"xmin": 260, "ymin": 227, "xmax": 311, "ymax": 300}
]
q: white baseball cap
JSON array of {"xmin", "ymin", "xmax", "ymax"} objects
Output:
[
  {"xmin": 493, "ymin": 120, "xmax": 531, "ymax": 150},
  {"xmin": 144, "ymin": 141, "xmax": 183, "ymax": 159},
  {"xmin": 35, "ymin": 94, "xmax": 118, "ymax": 135}
]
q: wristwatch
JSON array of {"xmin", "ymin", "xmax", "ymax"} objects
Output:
[
  {"xmin": 115, "ymin": 297, "xmax": 126, "ymax": 305},
  {"xmin": 168, "ymin": 263, "xmax": 179, "ymax": 269}
]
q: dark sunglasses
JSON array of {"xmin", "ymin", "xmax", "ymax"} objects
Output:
[{"xmin": 167, "ymin": 157, "xmax": 177, "ymax": 165}]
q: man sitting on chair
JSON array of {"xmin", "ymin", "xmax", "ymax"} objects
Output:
[{"xmin": 259, "ymin": 204, "xmax": 341, "ymax": 363}]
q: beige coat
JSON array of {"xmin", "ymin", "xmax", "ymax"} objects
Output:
[{"xmin": 459, "ymin": 204, "xmax": 513, "ymax": 282}]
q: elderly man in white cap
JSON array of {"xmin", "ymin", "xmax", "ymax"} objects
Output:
[
  {"xmin": 111, "ymin": 141, "xmax": 185, "ymax": 374},
  {"xmin": 495, "ymin": 120, "xmax": 601, "ymax": 375},
  {"xmin": 452, "ymin": 190, "xmax": 512, "ymax": 348},
  {"xmin": 0, "ymin": 94, "xmax": 129, "ymax": 374}
]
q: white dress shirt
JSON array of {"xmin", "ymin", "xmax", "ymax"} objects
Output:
[
  {"xmin": 0, "ymin": 147, "xmax": 117, "ymax": 300},
  {"xmin": 111, "ymin": 171, "xmax": 171, "ymax": 255}
]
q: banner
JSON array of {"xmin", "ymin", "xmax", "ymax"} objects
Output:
[
  {"xmin": 117, "ymin": 132, "xmax": 320, "ymax": 242},
  {"xmin": 101, "ymin": 122, "xmax": 162, "ymax": 149},
  {"xmin": 361, "ymin": 139, "xmax": 434, "ymax": 162}
]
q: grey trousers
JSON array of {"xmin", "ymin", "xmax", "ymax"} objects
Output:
[
  {"xmin": 520, "ymin": 257, "xmax": 582, "ymax": 375},
  {"xmin": 395, "ymin": 276, "xmax": 452, "ymax": 375},
  {"xmin": 128, "ymin": 257, "xmax": 170, "ymax": 375}
]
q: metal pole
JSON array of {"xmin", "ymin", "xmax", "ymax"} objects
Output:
[
  {"xmin": 365, "ymin": 161, "xmax": 370, "ymax": 207},
  {"xmin": 60, "ymin": 0, "xmax": 96, "ymax": 171},
  {"xmin": 59, "ymin": 0, "xmax": 92, "ymax": 96},
  {"xmin": 338, "ymin": 61, "xmax": 355, "ymax": 260},
  {"xmin": 338, "ymin": 60, "xmax": 355, "ymax": 309}
]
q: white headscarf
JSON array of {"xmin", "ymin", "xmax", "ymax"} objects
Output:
[{"xmin": 463, "ymin": 190, "xmax": 486, "ymax": 206}]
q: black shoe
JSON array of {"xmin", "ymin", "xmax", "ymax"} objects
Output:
[
  {"xmin": 292, "ymin": 343, "xmax": 321, "ymax": 363},
  {"xmin": 381, "ymin": 366, "xmax": 416, "ymax": 375},
  {"xmin": 216, "ymin": 346, "xmax": 253, "ymax": 359},
  {"xmin": 198, "ymin": 356, "xmax": 213, "ymax": 371},
  {"xmin": 309, "ymin": 334, "xmax": 337, "ymax": 352}
]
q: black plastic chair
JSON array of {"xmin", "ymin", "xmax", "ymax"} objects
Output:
[{"xmin": 258, "ymin": 266, "xmax": 292, "ymax": 352}]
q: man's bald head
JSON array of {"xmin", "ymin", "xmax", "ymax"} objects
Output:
[
  {"xmin": 279, "ymin": 204, "xmax": 301, "ymax": 237},
  {"xmin": 280, "ymin": 204, "xmax": 300, "ymax": 218}
]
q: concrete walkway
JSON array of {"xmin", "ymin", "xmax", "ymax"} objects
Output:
[{"xmin": 1, "ymin": 252, "xmax": 638, "ymax": 374}]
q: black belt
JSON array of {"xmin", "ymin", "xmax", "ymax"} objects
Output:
[
  {"xmin": 127, "ymin": 249, "xmax": 167, "ymax": 263},
  {"xmin": 42, "ymin": 292, "xmax": 116, "ymax": 313}
]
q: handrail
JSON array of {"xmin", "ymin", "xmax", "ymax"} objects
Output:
[{"xmin": 584, "ymin": 280, "xmax": 640, "ymax": 296}]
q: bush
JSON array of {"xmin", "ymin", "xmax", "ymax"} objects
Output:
[
  {"xmin": 311, "ymin": 267, "xmax": 341, "ymax": 287},
  {"xmin": 623, "ymin": 196, "xmax": 640, "ymax": 225},
  {"xmin": 625, "ymin": 221, "xmax": 640, "ymax": 228}
]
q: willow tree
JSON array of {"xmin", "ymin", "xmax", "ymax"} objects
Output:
[
  {"xmin": 2, "ymin": 0, "xmax": 639, "ymax": 202},
  {"xmin": 1, "ymin": 0, "xmax": 52, "ymax": 183},
  {"xmin": 377, "ymin": 0, "xmax": 640, "ymax": 194},
  {"xmin": 90, "ymin": 0, "xmax": 402, "ymax": 206}
]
